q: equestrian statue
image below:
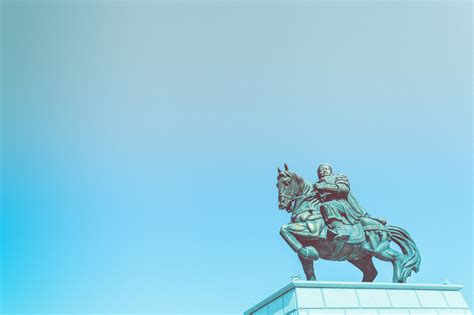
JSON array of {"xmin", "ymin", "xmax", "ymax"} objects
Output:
[{"xmin": 277, "ymin": 163, "xmax": 421, "ymax": 283}]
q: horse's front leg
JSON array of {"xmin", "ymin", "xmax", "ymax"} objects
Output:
[
  {"xmin": 280, "ymin": 223, "xmax": 319, "ymax": 260},
  {"xmin": 280, "ymin": 223, "xmax": 304, "ymax": 252},
  {"xmin": 299, "ymin": 255, "xmax": 316, "ymax": 281}
]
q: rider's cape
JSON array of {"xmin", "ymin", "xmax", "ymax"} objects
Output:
[
  {"xmin": 321, "ymin": 174, "xmax": 368, "ymax": 225},
  {"xmin": 346, "ymin": 192, "xmax": 368, "ymax": 224}
]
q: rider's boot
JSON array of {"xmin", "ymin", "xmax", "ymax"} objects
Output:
[
  {"xmin": 330, "ymin": 221, "xmax": 350, "ymax": 241},
  {"xmin": 298, "ymin": 246, "xmax": 319, "ymax": 260}
]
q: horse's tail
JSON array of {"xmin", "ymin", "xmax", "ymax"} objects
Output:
[{"xmin": 387, "ymin": 225, "xmax": 421, "ymax": 282}]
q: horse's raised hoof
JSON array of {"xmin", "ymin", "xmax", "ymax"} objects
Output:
[{"xmin": 298, "ymin": 246, "xmax": 319, "ymax": 260}]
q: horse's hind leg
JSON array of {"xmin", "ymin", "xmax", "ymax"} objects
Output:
[
  {"xmin": 373, "ymin": 248, "xmax": 404, "ymax": 283},
  {"xmin": 349, "ymin": 256, "xmax": 378, "ymax": 282},
  {"xmin": 299, "ymin": 255, "xmax": 316, "ymax": 281}
]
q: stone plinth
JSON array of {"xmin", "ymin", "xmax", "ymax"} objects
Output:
[{"xmin": 244, "ymin": 281, "xmax": 471, "ymax": 315}]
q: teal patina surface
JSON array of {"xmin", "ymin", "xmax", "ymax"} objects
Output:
[
  {"xmin": 277, "ymin": 163, "xmax": 421, "ymax": 283},
  {"xmin": 244, "ymin": 281, "xmax": 471, "ymax": 315}
]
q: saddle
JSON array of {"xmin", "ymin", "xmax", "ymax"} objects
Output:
[
  {"xmin": 343, "ymin": 223, "xmax": 366, "ymax": 244},
  {"xmin": 333, "ymin": 216, "xmax": 387, "ymax": 245},
  {"xmin": 360, "ymin": 216, "xmax": 388, "ymax": 232}
]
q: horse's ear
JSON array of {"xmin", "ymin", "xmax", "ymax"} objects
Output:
[
  {"xmin": 284, "ymin": 163, "xmax": 289, "ymax": 171},
  {"xmin": 277, "ymin": 167, "xmax": 281, "ymax": 174}
]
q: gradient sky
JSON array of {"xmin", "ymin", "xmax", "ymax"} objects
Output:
[{"xmin": 1, "ymin": 1, "xmax": 472, "ymax": 314}]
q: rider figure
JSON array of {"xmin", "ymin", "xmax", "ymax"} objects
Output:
[{"xmin": 314, "ymin": 163, "xmax": 367, "ymax": 241}]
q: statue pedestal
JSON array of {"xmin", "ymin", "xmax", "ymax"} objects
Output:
[{"xmin": 244, "ymin": 281, "xmax": 471, "ymax": 315}]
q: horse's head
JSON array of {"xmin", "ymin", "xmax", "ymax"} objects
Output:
[{"xmin": 276, "ymin": 163, "xmax": 304, "ymax": 213}]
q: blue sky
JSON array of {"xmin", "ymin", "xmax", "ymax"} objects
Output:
[{"xmin": 1, "ymin": 1, "xmax": 472, "ymax": 313}]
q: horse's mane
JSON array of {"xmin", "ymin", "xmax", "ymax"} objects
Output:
[{"xmin": 279, "ymin": 171, "xmax": 316, "ymax": 200}]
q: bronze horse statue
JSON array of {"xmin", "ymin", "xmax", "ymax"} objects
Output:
[{"xmin": 276, "ymin": 164, "xmax": 421, "ymax": 283}]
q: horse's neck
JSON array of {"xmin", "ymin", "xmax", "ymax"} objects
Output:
[
  {"xmin": 292, "ymin": 178, "xmax": 316, "ymax": 217},
  {"xmin": 301, "ymin": 181, "xmax": 313, "ymax": 196},
  {"xmin": 294, "ymin": 176, "xmax": 312, "ymax": 197}
]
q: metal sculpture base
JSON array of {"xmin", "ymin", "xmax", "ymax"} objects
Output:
[{"xmin": 244, "ymin": 281, "xmax": 471, "ymax": 315}]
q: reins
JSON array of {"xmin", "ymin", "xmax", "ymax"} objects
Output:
[{"xmin": 280, "ymin": 191, "xmax": 316, "ymax": 201}]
